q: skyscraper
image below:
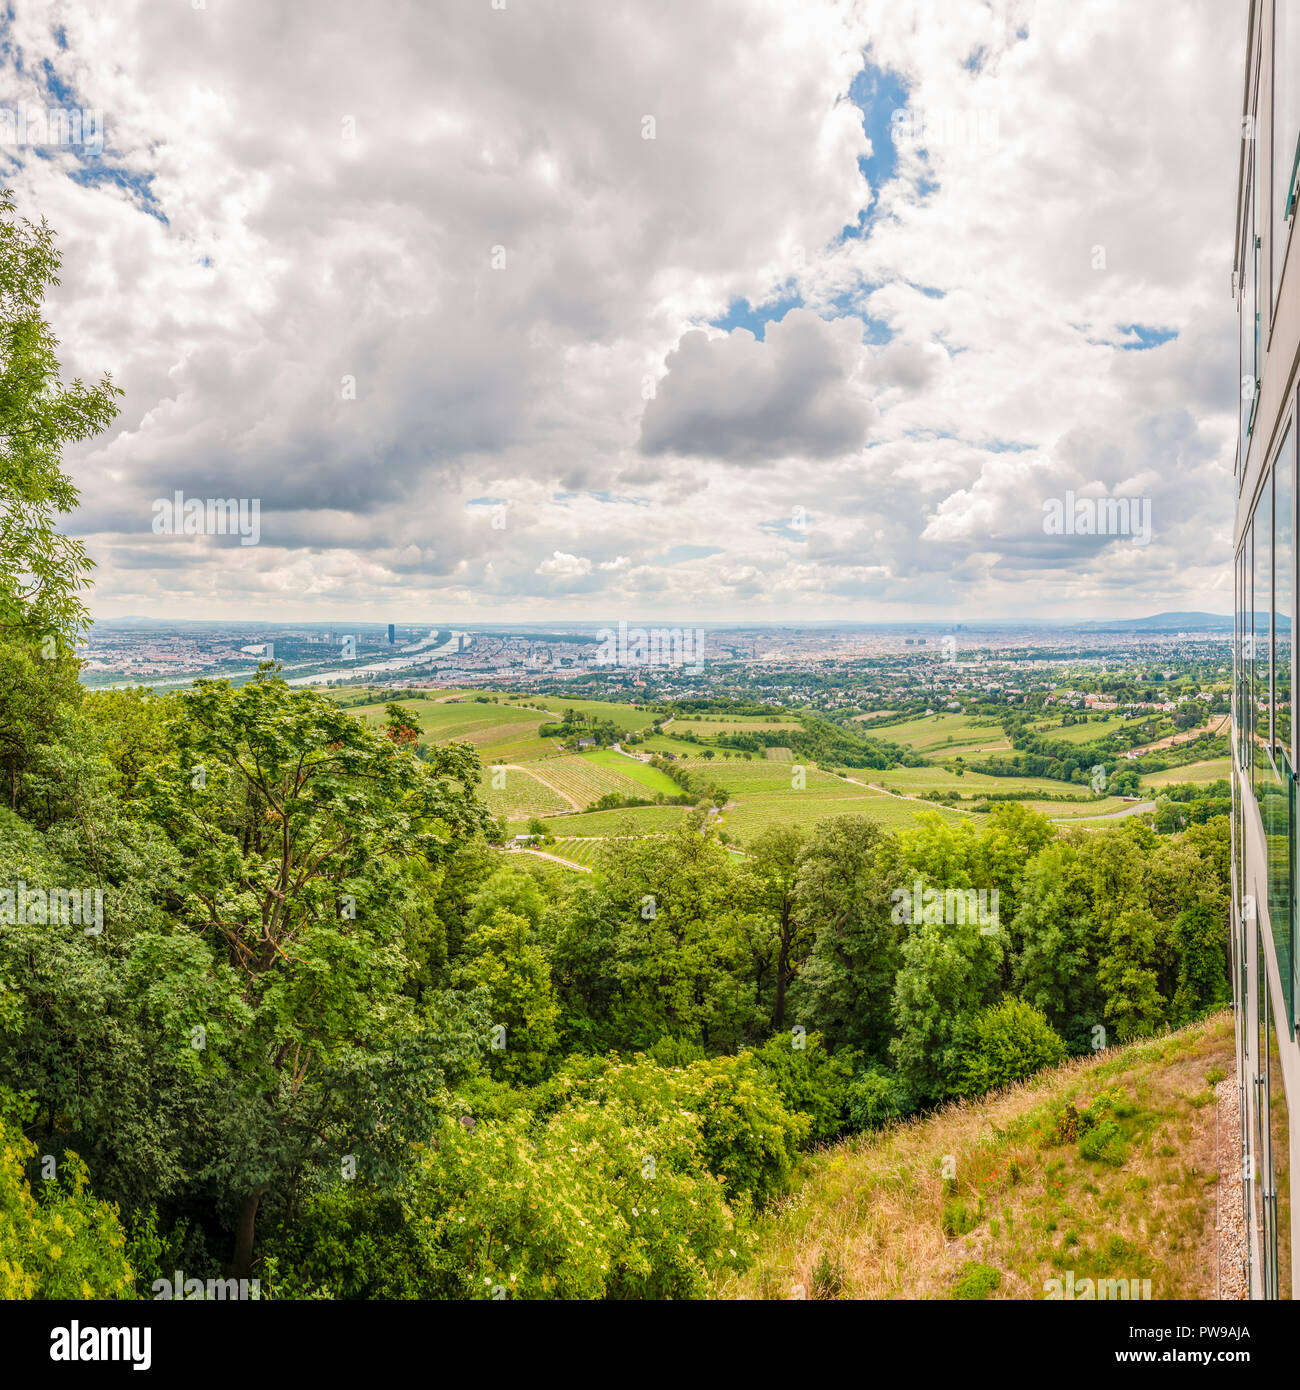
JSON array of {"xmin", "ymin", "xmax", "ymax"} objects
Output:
[{"xmin": 388, "ymin": 623, "xmax": 395, "ymax": 645}]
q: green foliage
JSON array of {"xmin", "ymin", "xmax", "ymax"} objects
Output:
[
  {"xmin": 0, "ymin": 1094, "xmax": 135, "ymax": 1298},
  {"xmin": 0, "ymin": 633, "xmax": 81, "ymax": 812},
  {"xmin": 889, "ymin": 912, "xmax": 1005, "ymax": 1106},
  {"xmin": 413, "ymin": 1098, "xmax": 745, "ymax": 1299},
  {"xmin": 591, "ymin": 826, "xmax": 745, "ymax": 1049},
  {"xmin": 0, "ymin": 191, "xmax": 121, "ymax": 643},
  {"xmin": 955, "ymin": 998, "xmax": 1067, "ymax": 1098},
  {"xmin": 278, "ymin": 1048, "xmax": 806, "ymax": 1299},
  {"xmin": 1078, "ymin": 1119, "xmax": 1128, "ymax": 1166},
  {"xmin": 553, "ymin": 1054, "xmax": 808, "ymax": 1210},
  {"xmin": 1047, "ymin": 1085, "xmax": 1130, "ymax": 1166},
  {"xmin": 748, "ymin": 1031, "xmax": 853, "ymax": 1143},
  {"xmin": 454, "ymin": 909, "xmax": 560, "ymax": 1084},
  {"xmin": 845, "ymin": 1066, "xmax": 912, "ymax": 1129},
  {"xmin": 951, "ymin": 1260, "xmax": 1001, "ymax": 1300},
  {"xmin": 788, "ymin": 816, "xmax": 902, "ymax": 1055},
  {"xmin": 1097, "ymin": 908, "xmax": 1165, "ymax": 1041}
]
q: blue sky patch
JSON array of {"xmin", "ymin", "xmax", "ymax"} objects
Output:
[
  {"xmin": 710, "ymin": 292, "xmax": 802, "ymax": 341},
  {"xmin": 1119, "ymin": 323, "xmax": 1178, "ymax": 350}
]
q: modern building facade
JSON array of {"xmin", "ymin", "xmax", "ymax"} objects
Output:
[{"xmin": 1233, "ymin": 0, "xmax": 1300, "ymax": 1301}]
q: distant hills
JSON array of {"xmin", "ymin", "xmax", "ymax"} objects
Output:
[{"xmin": 1071, "ymin": 611, "xmax": 1235, "ymax": 632}]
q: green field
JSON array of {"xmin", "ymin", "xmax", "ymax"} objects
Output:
[
  {"xmin": 478, "ymin": 733, "xmax": 561, "ymax": 763},
  {"xmin": 346, "ymin": 692, "xmax": 661, "ymax": 757},
  {"xmin": 1033, "ymin": 714, "xmax": 1138, "ymax": 745},
  {"xmin": 1141, "ymin": 758, "xmax": 1231, "ymax": 787},
  {"xmin": 667, "ymin": 716, "xmax": 802, "ymax": 735},
  {"xmin": 878, "ymin": 713, "xmax": 1010, "ymax": 757},
  {"xmin": 1031, "ymin": 796, "xmax": 1134, "ymax": 820},
  {"xmin": 865, "ymin": 766, "xmax": 1093, "ymax": 797},
  {"xmin": 581, "ymin": 749, "xmax": 682, "ymax": 795},
  {"xmin": 549, "ymin": 837, "xmax": 610, "ymax": 868},
  {"xmin": 639, "ymin": 732, "xmax": 707, "ymax": 755},
  {"xmin": 534, "ymin": 697, "xmax": 661, "ymax": 731},
  {"xmin": 720, "ymin": 793, "xmax": 964, "ymax": 839},
  {"xmin": 351, "ymin": 696, "xmax": 549, "ymax": 745},
  {"xmin": 527, "ymin": 754, "xmax": 653, "ymax": 806},
  {"xmin": 679, "ymin": 757, "xmax": 854, "ymax": 789},
  {"xmin": 338, "ymin": 691, "xmax": 1194, "ymax": 847}
]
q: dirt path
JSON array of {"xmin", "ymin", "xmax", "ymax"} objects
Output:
[
  {"xmin": 847, "ymin": 776, "xmax": 977, "ymax": 816},
  {"xmin": 1051, "ymin": 799, "xmax": 1154, "ymax": 824},
  {"xmin": 1127, "ymin": 715, "xmax": 1228, "ymax": 757},
  {"xmin": 512, "ymin": 847, "xmax": 591, "ymax": 872},
  {"xmin": 497, "ymin": 845, "xmax": 595, "ymax": 867},
  {"xmin": 500, "ymin": 762, "xmax": 583, "ymax": 812}
]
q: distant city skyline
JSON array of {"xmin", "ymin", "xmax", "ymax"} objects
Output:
[{"xmin": 3, "ymin": 0, "xmax": 1243, "ymax": 623}]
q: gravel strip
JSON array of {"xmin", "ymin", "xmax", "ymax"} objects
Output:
[{"xmin": 1216, "ymin": 1075, "xmax": 1248, "ymax": 1300}]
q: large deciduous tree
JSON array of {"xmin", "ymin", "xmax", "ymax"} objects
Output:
[
  {"xmin": 146, "ymin": 674, "xmax": 492, "ymax": 1273},
  {"xmin": 0, "ymin": 191, "xmax": 120, "ymax": 645}
]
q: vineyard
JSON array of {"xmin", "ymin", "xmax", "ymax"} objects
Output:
[
  {"xmin": 479, "ymin": 766, "xmax": 571, "ymax": 820},
  {"xmin": 549, "ymin": 837, "xmax": 610, "ymax": 868},
  {"xmin": 530, "ymin": 754, "xmax": 651, "ymax": 806},
  {"xmin": 514, "ymin": 805, "xmax": 691, "ymax": 838}
]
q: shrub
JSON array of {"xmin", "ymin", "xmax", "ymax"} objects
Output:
[
  {"xmin": 645, "ymin": 1035, "xmax": 707, "ymax": 1067},
  {"xmin": 1046, "ymin": 1086, "xmax": 1131, "ymax": 1165},
  {"xmin": 952, "ymin": 1260, "xmax": 1001, "ymax": 1300},
  {"xmin": 411, "ymin": 1085, "xmax": 754, "ymax": 1299},
  {"xmin": 748, "ymin": 1032, "xmax": 854, "ymax": 1144},
  {"xmin": 548, "ymin": 1053, "xmax": 808, "ymax": 1208},
  {"xmin": 846, "ymin": 1066, "xmax": 912, "ymax": 1130},
  {"xmin": 956, "ymin": 999, "xmax": 1068, "ymax": 1098},
  {"xmin": 1078, "ymin": 1119, "xmax": 1127, "ymax": 1166},
  {"xmin": 0, "ymin": 1096, "xmax": 136, "ymax": 1299}
]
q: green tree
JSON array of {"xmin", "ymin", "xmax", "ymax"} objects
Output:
[
  {"xmin": 889, "ymin": 915, "xmax": 1005, "ymax": 1105},
  {"xmin": 596, "ymin": 825, "xmax": 741, "ymax": 1049},
  {"xmin": 735, "ymin": 824, "xmax": 810, "ymax": 1030},
  {"xmin": 0, "ymin": 191, "xmax": 121, "ymax": 643},
  {"xmin": 1011, "ymin": 841, "xmax": 1102, "ymax": 1048},
  {"xmin": 463, "ymin": 866, "xmax": 547, "ymax": 946},
  {"xmin": 454, "ymin": 908, "xmax": 559, "ymax": 1084},
  {"xmin": 144, "ymin": 671, "xmax": 491, "ymax": 1273},
  {"xmin": 0, "ymin": 1093, "xmax": 136, "ymax": 1299},
  {"xmin": 0, "ymin": 633, "xmax": 80, "ymax": 811},
  {"xmin": 1097, "ymin": 907, "xmax": 1166, "ymax": 1041},
  {"xmin": 788, "ymin": 816, "xmax": 902, "ymax": 1056},
  {"xmin": 955, "ymin": 998, "xmax": 1067, "ymax": 1097}
]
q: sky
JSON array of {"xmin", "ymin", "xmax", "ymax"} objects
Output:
[{"xmin": 1, "ymin": 0, "xmax": 1245, "ymax": 624}]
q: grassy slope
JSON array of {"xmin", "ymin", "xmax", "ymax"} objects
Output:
[
  {"xmin": 721, "ymin": 1010, "xmax": 1232, "ymax": 1301},
  {"xmin": 1142, "ymin": 758, "xmax": 1231, "ymax": 787}
]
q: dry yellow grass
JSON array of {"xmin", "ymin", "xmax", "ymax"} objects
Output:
[{"xmin": 720, "ymin": 1011, "xmax": 1233, "ymax": 1301}]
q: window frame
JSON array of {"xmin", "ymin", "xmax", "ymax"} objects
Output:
[{"xmin": 1273, "ymin": 0, "xmax": 1300, "ymax": 320}]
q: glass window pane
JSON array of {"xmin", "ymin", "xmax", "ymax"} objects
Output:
[
  {"xmin": 1275, "ymin": 0, "xmax": 1300, "ymax": 304},
  {"xmin": 1255, "ymin": 484, "xmax": 1273, "ymax": 801},
  {"xmin": 1276, "ymin": 431, "xmax": 1293, "ymax": 760},
  {"xmin": 1244, "ymin": 174, "xmax": 1258, "ymax": 460}
]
